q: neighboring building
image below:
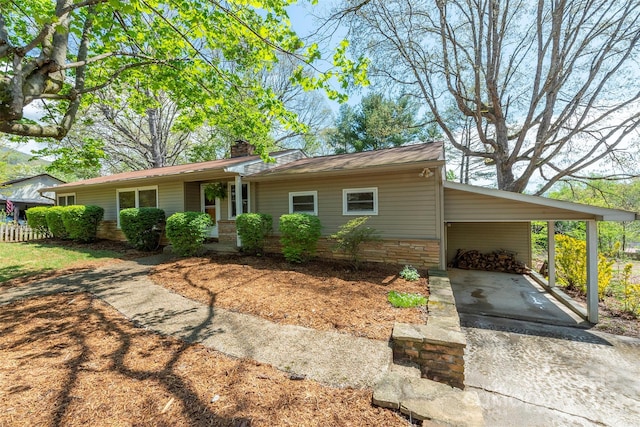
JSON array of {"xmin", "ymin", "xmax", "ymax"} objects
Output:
[{"xmin": 1, "ymin": 174, "xmax": 65, "ymax": 221}]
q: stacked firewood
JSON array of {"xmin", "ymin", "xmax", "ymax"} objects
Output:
[{"xmin": 449, "ymin": 249, "xmax": 530, "ymax": 274}]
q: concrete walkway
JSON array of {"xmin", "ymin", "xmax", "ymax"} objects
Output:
[{"xmin": 0, "ymin": 256, "xmax": 392, "ymax": 389}]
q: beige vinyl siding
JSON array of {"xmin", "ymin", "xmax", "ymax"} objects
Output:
[
  {"xmin": 444, "ymin": 187, "xmax": 593, "ymax": 221},
  {"xmin": 157, "ymin": 181, "xmax": 185, "ymax": 217},
  {"xmin": 72, "ymin": 187, "xmax": 118, "ymax": 220},
  {"xmin": 184, "ymin": 182, "xmax": 201, "ymax": 212},
  {"xmin": 255, "ymin": 171, "xmax": 438, "ymax": 239},
  {"xmin": 446, "ymin": 222, "xmax": 531, "ymax": 266}
]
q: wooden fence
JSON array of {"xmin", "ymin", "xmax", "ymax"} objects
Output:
[{"xmin": 0, "ymin": 223, "xmax": 49, "ymax": 242}]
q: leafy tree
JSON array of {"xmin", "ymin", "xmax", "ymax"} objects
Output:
[
  {"xmin": 549, "ymin": 179, "xmax": 640, "ymax": 253},
  {"xmin": 0, "ymin": 0, "xmax": 367, "ymax": 159},
  {"xmin": 328, "ymin": 93, "xmax": 436, "ymax": 153},
  {"xmin": 335, "ymin": 0, "xmax": 640, "ymax": 193}
]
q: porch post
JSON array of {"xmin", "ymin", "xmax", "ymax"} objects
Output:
[
  {"xmin": 235, "ymin": 175, "xmax": 243, "ymax": 247},
  {"xmin": 547, "ymin": 221, "xmax": 556, "ymax": 287},
  {"xmin": 586, "ymin": 220, "xmax": 599, "ymax": 323}
]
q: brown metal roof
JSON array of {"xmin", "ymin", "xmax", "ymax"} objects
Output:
[
  {"xmin": 246, "ymin": 142, "xmax": 445, "ymax": 180},
  {"xmin": 48, "ymin": 150, "xmax": 298, "ymax": 191}
]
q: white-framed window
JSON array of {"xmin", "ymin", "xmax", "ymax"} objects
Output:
[
  {"xmin": 228, "ymin": 182, "xmax": 250, "ymax": 219},
  {"xmin": 343, "ymin": 187, "xmax": 378, "ymax": 215},
  {"xmin": 57, "ymin": 193, "xmax": 76, "ymax": 206},
  {"xmin": 289, "ymin": 191, "xmax": 318, "ymax": 215},
  {"xmin": 116, "ymin": 186, "xmax": 158, "ymax": 226}
]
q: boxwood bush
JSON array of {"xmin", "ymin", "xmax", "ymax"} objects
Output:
[
  {"xmin": 236, "ymin": 213, "xmax": 272, "ymax": 254},
  {"xmin": 61, "ymin": 205, "xmax": 104, "ymax": 242},
  {"xmin": 119, "ymin": 207, "xmax": 166, "ymax": 251},
  {"xmin": 45, "ymin": 206, "xmax": 69, "ymax": 239},
  {"xmin": 279, "ymin": 213, "xmax": 322, "ymax": 263},
  {"xmin": 26, "ymin": 206, "xmax": 50, "ymax": 233},
  {"xmin": 165, "ymin": 211, "xmax": 212, "ymax": 256}
]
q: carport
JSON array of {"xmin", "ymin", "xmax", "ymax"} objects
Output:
[{"xmin": 442, "ymin": 181, "xmax": 639, "ymax": 323}]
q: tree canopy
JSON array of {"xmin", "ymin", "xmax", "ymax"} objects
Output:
[
  {"xmin": 328, "ymin": 93, "xmax": 436, "ymax": 153},
  {"xmin": 0, "ymin": 0, "xmax": 367, "ymax": 157},
  {"xmin": 335, "ymin": 0, "xmax": 640, "ymax": 193}
]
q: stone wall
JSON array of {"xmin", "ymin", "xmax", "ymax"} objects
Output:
[
  {"xmin": 97, "ymin": 220, "xmax": 126, "ymax": 241},
  {"xmin": 264, "ymin": 236, "xmax": 440, "ymax": 268},
  {"xmin": 391, "ymin": 273, "xmax": 466, "ymax": 389},
  {"xmin": 217, "ymin": 220, "xmax": 237, "ymax": 245}
]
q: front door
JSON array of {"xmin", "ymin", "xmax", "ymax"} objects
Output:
[{"xmin": 201, "ymin": 184, "xmax": 220, "ymax": 238}]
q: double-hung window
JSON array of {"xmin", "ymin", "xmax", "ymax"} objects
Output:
[
  {"xmin": 343, "ymin": 187, "xmax": 378, "ymax": 215},
  {"xmin": 57, "ymin": 193, "xmax": 76, "ymax": 206},
  {"xmin": 116, "ymin": 186, "xmax": 158, "ymax": 226},
  {"xmin": 289, "ymin": 191, "xmax": 318, "ymax": 215}
]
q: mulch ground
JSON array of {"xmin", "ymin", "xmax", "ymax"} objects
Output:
[
  {"xmin": 149, "ymin": 254, "xmax": 429, "ymax": 341},
  {"xmin": 0, "ymin": 293, "xmax": 410, "ymax": 427}
]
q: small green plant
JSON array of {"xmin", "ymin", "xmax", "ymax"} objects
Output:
[
  {"xmin": 387, "ymin": 290, "xmax": 427, "ymax": 308},
  {"xmin": 621, "ymin": 263, "xmax": 640, "ymax": 317},
  {"xmin": 399, "ymin": 265, "xmax": 420, "ymax": 281},
  {"xmin": 26, "ymin": 206, "xmax": 50, "ymax": 233},
  {"xmin": 61, "ymin": 205, "xmax": 104, "ymax": 242},
  {"xmin": 236, "ymin": 213, "xmax": 272, "ymax": 255},
  {"xmin": 119, "ymin": 207, "xmax": 166, "ymax": 251},
  {"xmin": 279, "ymin": 213, "xmax": 322, "ymax": 263},
  {"xmin": 45, "ymin": 206, "xmax": 69, "ymax": 239},
  {"xmin": 330, "ymin": 216, "xmax": 381, "ymax": 268},
  {"xmin": 165, "ymin": 211, "xmax": 212, "ymax": 256}
]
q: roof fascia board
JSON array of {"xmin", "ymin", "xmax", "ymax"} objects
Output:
[
  {"xmin": 444, "ymin": 181, "xmax": 638, "ymax": 221},
  {"xmin": 245, "ymin": 159, "xmax": 446, "ymax": 182}
]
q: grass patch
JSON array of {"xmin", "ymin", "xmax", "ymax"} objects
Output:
[
  {"xmin": 387, "ymin": 290, "xmax": 427, "ymax": 308},
  {"xmin": 0, "ymin": 242, "xmax": 122, "ymax": 282}
]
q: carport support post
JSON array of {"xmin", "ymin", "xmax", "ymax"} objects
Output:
[
  {"xmin": 586, "ymin": 220, "xmax": 599, "ymax": 323},
  {"xmin": 547, "ymin": 221, "xmax": 556, "ymax": 287}
]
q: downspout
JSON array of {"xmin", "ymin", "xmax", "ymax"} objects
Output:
[{"xmin": 438, "ymin": 166, "xmax": 446, "ymax": 270}]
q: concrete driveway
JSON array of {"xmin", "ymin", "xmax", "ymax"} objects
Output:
[{"xmin": 448, "ymin": 269, "xmax": 640, "ymax": 426}]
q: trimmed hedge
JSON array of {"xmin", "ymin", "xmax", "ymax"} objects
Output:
[
  {"xmin": 26, "ymin": 206, "xmax": 50, "ymax": 233},
  {"xmin": 279, "ymin": 213, "xmax": 322, "ymax": 263},
  {"xmin": 236, "ymin": 213, "xmax": 272, "ymax": 254},
  {"xmin": 119, "ymin": 207, "xmax": 166, "ymax": 251},
  {"xmin": 45, "ymin": 206, "xmax": 69, "ymax": 239},
  {"xmin": 61, "ymin": 205, "xmax": 104, "ymax": 242},
  {"xmin": 165, "ymin": 211, "xmax": 212, "ymax": 256}
]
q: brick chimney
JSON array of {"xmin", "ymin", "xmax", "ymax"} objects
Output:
[{"xmin": 230, "ymin": 140, "xmax": 255, "ymax": 158}]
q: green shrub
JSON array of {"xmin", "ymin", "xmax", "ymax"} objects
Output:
[
  {"xmin": 279, "ymin": 213, "xmax": 322, "ymax": 263},
  {"xmin": 61, "ymin": 205, "xmax": 104, "ymax": 242},
  {"xmin": 165, "ymin": 211, "xmax": 212, "ymax": 256},
  {"xmin": 387, "ymin": 290, "xmax": 427, "ymax": 308},
  {"xmin": 119, "ymin": 207, "xmax": 166, "ymax": 251},
  {"xmin": 45, "ymin": 206, "xmax": 69, "ymax": 239},
  {"xmin": 236, "ymin": 213, "xmax": 272, "ymax": 254},
  {"xmin": 330, "ymin": 216, "xmax": 381, "ymax": 268},
  {"xmin": 399, "ymin": 265, "xmax": 420, "ymax": 281},
  {"xmin": 26, "ymin": 206, "xmax": 50, "ymax": 233},
  {"xmin": 555, "ymin": 234, "xmax": 614, "ymax": 299}
]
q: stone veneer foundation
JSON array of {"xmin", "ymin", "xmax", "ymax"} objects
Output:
[
  {"xmin": 264, "ymin": 236, "xmax": 440, "ymax": 268},
  {"xmin": 391, "ymin": 272, "xmax": 466, "ymax": 389}
]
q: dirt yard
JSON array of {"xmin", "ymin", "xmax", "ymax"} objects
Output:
[
  {"xmin": 150, "ymin": 254, "xmax": 428, "ymax": 341},
  {"xmin": 0, "ymin": 293, "xmax": 410, "ymax": 427}
]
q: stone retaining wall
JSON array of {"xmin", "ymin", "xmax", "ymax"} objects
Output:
[
  {"xmin": 392, "ymin": 272, "xmax": 466, "ymax": 389},
  {"xmin": 264, "ymin": 236, "xmax": 440, "ymax": 268}
]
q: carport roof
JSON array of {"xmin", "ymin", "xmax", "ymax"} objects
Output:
[{"xmin": 444, "ymin": 181, "xmax": 639, "ymax": 222}]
